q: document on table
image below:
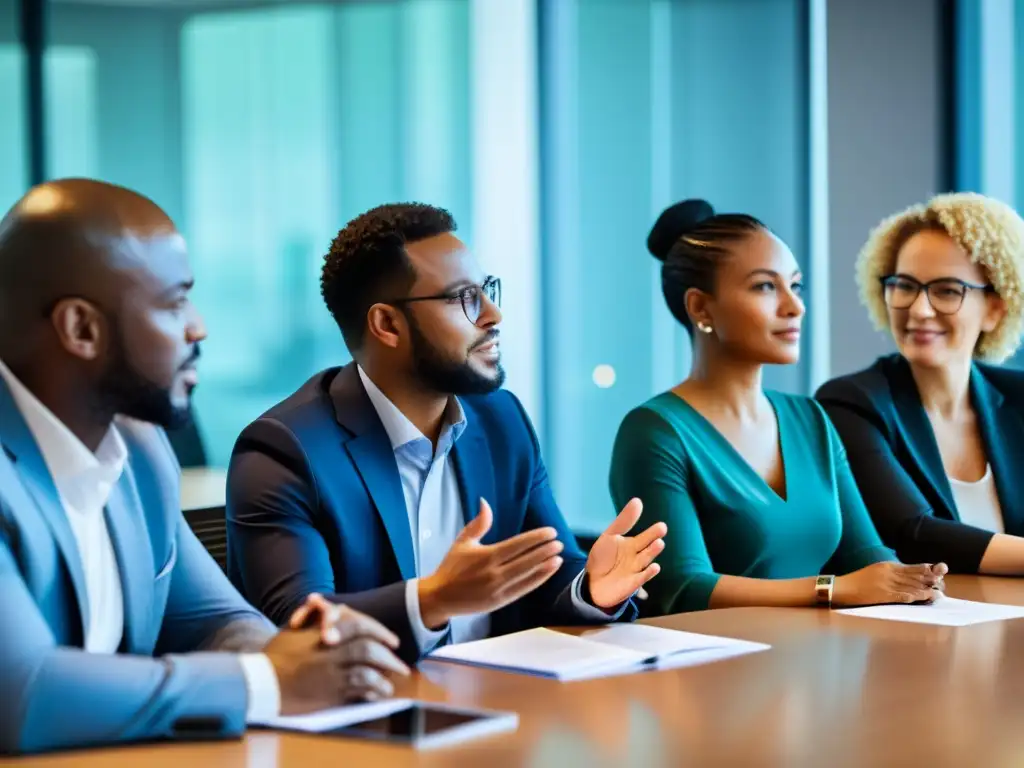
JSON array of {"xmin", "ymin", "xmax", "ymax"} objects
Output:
[
  {"xmin": 836, "ymin": 596, "xmax": 1024, "ymax": 627},
  {"xmin": 426, "ymin": 624, "xmax": 769, "ymax": 681}
]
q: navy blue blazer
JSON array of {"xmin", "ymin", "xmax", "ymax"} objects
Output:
[
  {"xmin": 816, "ymin": 354, "xmax": 1024, "ymax": 572},
  {"xmin": 226, "ymin": 364, "xmax": 633, "ymax": 663}
]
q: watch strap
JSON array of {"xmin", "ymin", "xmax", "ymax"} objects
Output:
[{"xmin": 815, "ymin": 575, "xmax": 835, "ymax": 608}]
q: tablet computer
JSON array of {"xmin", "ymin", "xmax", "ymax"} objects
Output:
[
  {"xmin": 264, "ymin": 700, "xmax": 518, "ymax": 750},
  {"xmin": 325, "ymin": 702, "xmax": 517, "ymax": 750}
]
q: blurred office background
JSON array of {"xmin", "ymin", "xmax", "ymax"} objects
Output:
[{"xmin": 0, "ymin": 0, "xmax": 1018, "ymax": 532}]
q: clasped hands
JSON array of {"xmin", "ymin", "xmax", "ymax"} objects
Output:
[
  {"xmin": 264, "ymin": 594, "xmax": 410, "ymax": 715},
  {"xmin": 833, "ymin": 561, "xmax": 948, "ymax": 607}
]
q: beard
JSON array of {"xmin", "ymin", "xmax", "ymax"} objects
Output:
[
  {"xmin": 406, "ymin": 314, "xmax": 505, "ymax": 396},
  {"xmin": 95, "ymin": 319, "xmax": 195, "ymax": 430}
]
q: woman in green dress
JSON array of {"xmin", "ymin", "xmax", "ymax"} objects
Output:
[{"xmin": 609, "ymin": 199, "xmax": 946, "ymax": 616}]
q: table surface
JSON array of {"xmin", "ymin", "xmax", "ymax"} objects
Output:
[
  {"xmin": 9, "ymin": 575, "xmax": 1024, "ymax": 768},
  {"xmin": 180, "ymin": 467, "xmax": 228, "ymax": 512}
]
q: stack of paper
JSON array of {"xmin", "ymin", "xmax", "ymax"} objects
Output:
[
  {"xmin": 426, "ymin": 624, "xmax": 769, "ymax": 681},
  {"xmin": 836, "ymin": 596, "xmax": 1024, "ymax": 626}
]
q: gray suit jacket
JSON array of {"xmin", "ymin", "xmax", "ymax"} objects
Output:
[{"xmin": 0, "ymin": 378, "xmax": 276, "ymax": 755}]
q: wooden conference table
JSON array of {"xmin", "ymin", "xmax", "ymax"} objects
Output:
[{"xmin": 9, "ymin": 576, "xmax": 1024, "ymax": 767}]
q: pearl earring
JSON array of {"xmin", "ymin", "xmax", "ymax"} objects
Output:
[{"xmin": 697, "ymin": 321, "xmax": 713, "ymax": 335}]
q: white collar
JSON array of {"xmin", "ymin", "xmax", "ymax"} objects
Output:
[
  {"xmin": 356, "ymin": 365, "xmax": 466, "ymax": 452},
  {"xmin": 0, "ymin": 358, "xmax": 127, "ymax": 508}
]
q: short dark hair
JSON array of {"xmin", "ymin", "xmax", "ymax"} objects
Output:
[
  {"xmin": 647, "ymin": 199, "xmax": 767, "ymax": 333},
  {"xmin": 320, "ymin": 203, "xmax": 456, "ymax": 350}
]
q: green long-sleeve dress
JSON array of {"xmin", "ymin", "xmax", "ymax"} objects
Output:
[{"xmin": 609, "ymin": 390, "xmax": 894, "ymax": 615}]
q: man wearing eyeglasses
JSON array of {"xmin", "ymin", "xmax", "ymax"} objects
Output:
[{"xmin": 226, "ymin": 203, "xmax": 667, "ymax": 663}]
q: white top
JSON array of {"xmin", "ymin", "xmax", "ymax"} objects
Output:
[
  {"xmin": 949, "ymin": 464, "xmax": 1005, "ymax": 534},
  {"xmin": 0, "ymin": 359, "xmax": 127, "ymax": 654},
  {"xmin": 0, "ymin": 359, "xmax": 278, "ymax": 721}
]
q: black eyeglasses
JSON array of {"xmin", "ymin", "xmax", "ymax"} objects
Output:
[
  {"xmin": 391, "ymin": 276, "xmax": 501, "ymax": 324},
  {"xmin": 880, "ymin": 274, "xmax": 994, "ymax": 315}
]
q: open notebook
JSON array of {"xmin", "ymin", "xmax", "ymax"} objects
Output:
[{"xmin": 427, "ymin": 624, "xmax": 769, "ymax": 682}]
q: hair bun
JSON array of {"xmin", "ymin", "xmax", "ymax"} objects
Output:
[{"xmin": 647, "ymin": 199, "xmax": 715, "ymax": 262}]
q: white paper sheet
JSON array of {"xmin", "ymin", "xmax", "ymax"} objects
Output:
[
  {"xmin": 256, "ymin": 699, "xmax": 413, "ymax": 732},
  {"xmin": 836, "ymin": 596, "xmax": 1024, "ymax": 627}
]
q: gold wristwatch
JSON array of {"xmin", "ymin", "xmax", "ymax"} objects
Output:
[{"xmin": 815, "ymin": 575, "xmax": 835, "ymax": 608}]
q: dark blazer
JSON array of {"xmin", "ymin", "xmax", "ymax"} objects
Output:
[
  {"xmin": 815, "ymin": 354, "xmax": 1024, "ymax": 572},
  {"xmin": 226, "ymin": 364, "xmax": 634, "ymax": 663},
  {"xmin": 0, "ymin": 378, "xmax": 275, "ymax": 755}
]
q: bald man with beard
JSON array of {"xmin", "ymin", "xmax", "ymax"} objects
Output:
[{"xmin": 0, "ymin": 179, "xmax": 408, "ymax": 755}]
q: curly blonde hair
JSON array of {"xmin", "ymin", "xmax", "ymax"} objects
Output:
[{"xmin": 856, "ymin": 192, "xmax": 1024, "ymax": 362}]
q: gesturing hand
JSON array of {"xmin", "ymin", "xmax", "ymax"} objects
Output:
[
  {"xmin": 266, "ymin": 599, "xmax": 410, "ymax": 715},
  {"xmin": 417, "ymin": 499, "xmax": 565, "ymax": 630},
  {"xmin": 586, "ymin": 498, "xmax": 667, "ymax": 610}
]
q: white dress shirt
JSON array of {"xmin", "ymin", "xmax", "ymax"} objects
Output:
[
  {"xmin": 950, "ymin": 464, "xmax": 1005, "ymax": 534},
  {"xmin": 357, "ymin": 366, "xmax": 618, "ymax": 652},
  {"xmin": 0, "ymin": 359, "xmax": 278, "ymax": 722}
]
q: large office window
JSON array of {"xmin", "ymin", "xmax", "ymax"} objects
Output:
[
  {"xmin": 540, "ymin": 0, "xmax": 809, "ymax": 532},
  {"xmin": 954, "ymin": 0, "xmax": 1019, "ymax": 366},
  {"xmin": 182, "ymin": 2, "xmax": 471, "ymax": 465},
  {"xmin": 44, "ymin": 0, "xmax": 473, "ymax": 466},
  {"xmin": 0, "ymin": 0, "xmax": 26, "ymax": 211}
]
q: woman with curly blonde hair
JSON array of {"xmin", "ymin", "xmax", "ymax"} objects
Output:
[{"xmin": 817, "ymin": 192, "xmax": 1024, "ymax": 574}]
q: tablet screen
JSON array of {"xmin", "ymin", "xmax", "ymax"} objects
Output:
[{"xmin": 330, "ymin": 704, "xmax": 489, "ymax": 743}]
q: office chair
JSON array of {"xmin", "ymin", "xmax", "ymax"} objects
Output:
[{"xmin": 184, "ymin": 505, "xmax": 228, "ymax": 572}]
